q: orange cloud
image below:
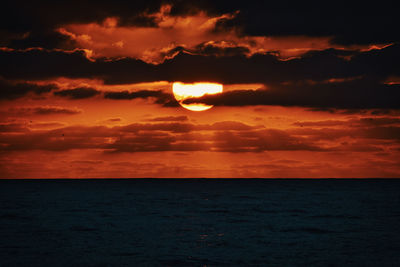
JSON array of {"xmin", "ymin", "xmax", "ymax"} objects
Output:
[
  {"xmin": 7, "ymin": 105, "xmax": 82, "ymax": 116},
  {"xmin": 1, "ymin": 94, "xmax": 399, "ymax": 178},
  {"xmin": 56, "ymin": 5, "xmax": 387, "ymax": 64},
  {"xmin": 57, "ymin": 7, "xmax": 239, "ymax": 63}
]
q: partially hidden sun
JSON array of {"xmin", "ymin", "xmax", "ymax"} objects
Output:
[{"xmin": 172, "ymin": 82, "xmax": 223, "ymax": 111}]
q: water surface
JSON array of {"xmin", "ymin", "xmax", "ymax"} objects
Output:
[{"xmin": 1, "ymin": 179, "xmax": 399, "ymax": 266}]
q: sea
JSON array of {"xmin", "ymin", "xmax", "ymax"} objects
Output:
[{"xmin": 0, "ymin": 179, "xmax": 399, "ymax": 266}]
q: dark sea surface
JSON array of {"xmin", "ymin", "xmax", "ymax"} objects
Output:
[{"xmin": 0, "ymin": 179, "xmax": 400, "ymax": 267}]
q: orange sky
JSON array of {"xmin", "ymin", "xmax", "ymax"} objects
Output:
[
  {"xmin": 1, "ymin": 79, "xmax": 399, "ymax": 178},
  {"xmin": 1, "ymin": 4, "xmax": 399, "ymax": 178}
]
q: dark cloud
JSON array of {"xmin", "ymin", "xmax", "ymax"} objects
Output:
[
  {"xmin": 54, "ymin": 87, "xmax": 100, "ymax": 99},
  {"xmin": 142, "ymin": 121, "xmax": 261, "ymax": 132},
  {"xmin": 370, "ymin": 110, "xmax": 400, "ymax": 116},
  {"xmin": 210, "ymin": 129, "xmax": 322, "ymax": 153},
  {"xmin": 0, "ymin": 48, "xmax": 158, "ymax": 83},
  {"xmin": 8, "ymin": 106, "xmax": 82, "ymax": 116},
  {"xmin": 206, "ymin": 121, "xmax": 261, "ymax": 131},
  {"xmin": 29, "ymin": 122, "xmax": 65, "ymax": 128},
  {"xmin": 1, "ymin": 44, "xmax": 399, "ymax": 85},
  {"xmin": 70, "ymin": 160, "xmax": 104, "ymax": 165},
  {"xmin": 146, "ymin": 116, "xmax": 188, "ymax": 122},
  {"xmin": 1, "ymin": 119, "xmax": 398, "ymax": 153},
  {"xmin": 353, "ymin": 118, "xmax": 400, "ymax": 127},
  {"xmin": 192, "ymin": 42, "xmax": 250, "ymax": 57},
  {"xmin": 1, "ymin": 1, "xmax": 164, "ymax": 49},
  {"xmin": 292, "ymin": 118, "xmax": 400, "ymax": 128},
  {"xmin": 305, "ymin": 108, "xmax": 400, "ymax": 116},
  {"xmin": 0, "ymin": 78, "xmax": 56, "ymax": 99},
  {"xmin": 306, "ymin": 108, "xmax": 400, "ymax": 116},
  {"xmin": 289, "ymin": 126, "xmax": 400, "ymax": 142},
  {"xmin": 114, "ymin": 121, "xmax": 261, "ymax": 134},
  {"xmin": 183, "ymin": 80, "xmax": 400, "ymax": 109},
  {"xmin": 0, "ymin": 121, "xmax": 319, "ymax": 152},
  {"xmin": 104, "ymin": 90, "xmax": 163, "ymax": 100},
  {"xmin": 1, "ymin": 0, "xmax": 164, "ymax": 33},
  {"xmin": 0, "ymin": 122, "xmax": 29, "ymax": 133},
  {"xmin": 0, "ymin": 77, "xmax": 102, "ymax": 101},
  {"xmin": 31, "ymin": 106, "xmax": 82, "ymax": 115},
  {"xmin": 158, "ymin": 43, "xmax": 251, "ymax": 61},
  {"xmin": 162, "ymin": 44, "xmax": 400, "ymax": 85},
  {"xmin": 360, "ymin": 126, "xmax": 400, "ymax": 141},
  {"xmin": 0, "ymin": 121, "xmax": 66, "ymax": 131},
  {"xmin": 1, "ymin": 43, "xmax": 400, "ymax": 110},
  {"xmin": 104, "ymin": 90, "xmax": 179, "ymax": 107},
  {"xmin": 292, "ymin": 120, "xmax": 347, "ymax": 128},
  {"xmin": 212, "ymin": 1, "xmax": 399, "ymax": 45},
  {"xmin": 6, "ymin": 30, "xmax": 77, "ymax": 50},
  {"xmin": 2, "ymin": 0, "xmax": 398, "ymax": 46}
]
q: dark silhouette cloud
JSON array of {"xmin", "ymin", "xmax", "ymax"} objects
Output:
[
  {"xmin": 192, "ymin": 42, "xmax": 250, "ymax": 57},
  {"xmin": 30, "ymin": 106, "xmax": 82, "ymax": 115},
  {"xmin": 146, "ymin": 116, "xmax": 189, "ymax": 122},
  {"xmin": 289, "ymin": 126, "xmax": 400, "ymax": 142},
  {"xmin": 211, "ymin": 1, "xmax": 399, "ymax": 45},
  {"xmin": 2, "ymin": 1, "xmax": 398, "ymax": 47},
  {"xmin": 8, "ymin": 106, "xmax": 82, "ymax": 116},
  {"xmin": 183, "ymin": 80, "xmax": 400, "ymax": 109},
  {"xmin": 2, "ymin": 44, "xmax": 400, "ymax": 109},
  {"xmin": 292, "ymin": 118, "xmax": 400, "ymax": 128},
  {"xmin": 104, "ymin": 90, "xmax": 164, "ymax": 100},
  {"xmin": 161, "ymin": 44, "xmax": 400, "ymax": 85},
  {"xmin": 0, "ymin": 48, "xmax": 158, "ymax": 83},
  {"xmin": 104, "ymin": 90, "xmax": 179, "ymax": 107},
  {"xmin": 1, "ymin": 0, "xmax": 164, "ymax": 33},
  {"xmin": 54, "ymin": 87, "xmax": 100, "ymax": 99},
  {"xmin": 29, "ymin": 122, "xmax": 66, "ymax": 128},
  {"xmin": 6, "ymin": 30, "xmax": 77, "ymax": 50},
  {"xmin": 2, "ymin": 44, "xmax": 399, "ymax": 85},
  {"xmin": 0, "ymin": 78, "xmax": 56, "ymax": 99}
]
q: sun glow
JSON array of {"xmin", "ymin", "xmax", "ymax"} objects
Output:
[{"xmin": 172, "ymin": 82, "xmax": 223, "ymax": 111}]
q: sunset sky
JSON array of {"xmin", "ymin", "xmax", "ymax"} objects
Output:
[{"xmin": 1, "ymin": 0, "xmax": 399, "ymax": 178}]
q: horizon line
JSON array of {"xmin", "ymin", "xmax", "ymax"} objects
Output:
[{"xmin": 1, "ymin": 177, "xmax": 399, "ymax": 180}]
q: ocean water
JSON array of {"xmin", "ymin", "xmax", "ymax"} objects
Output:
[{"xmin": 0, "ymin": 179, "xmax": 399, "ymax": 266}]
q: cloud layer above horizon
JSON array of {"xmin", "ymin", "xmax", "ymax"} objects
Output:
[{"xmin": 1, "ymin": 0, "xmax": 399, "ymax": 178}]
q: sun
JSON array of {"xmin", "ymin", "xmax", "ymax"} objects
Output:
[{"xmin": 172, "ymin": 82, "xmax": 223, "ymax": 111}]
